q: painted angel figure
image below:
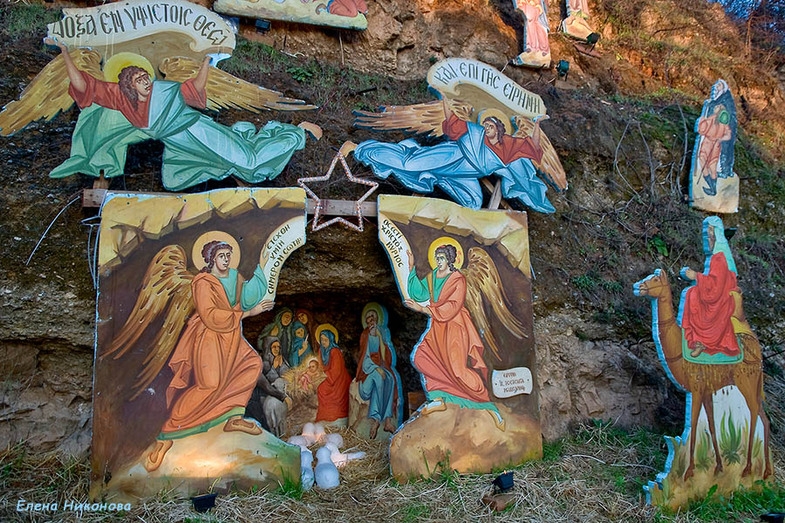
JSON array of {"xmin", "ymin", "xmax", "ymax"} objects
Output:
[
  {"xmin": 402, "ymin": 239, "xmax": 529, "ymax": 431},
  {"xmin": 104, "ymin": 237, "xmax": 275, "ymax": 472},
  {"xmin": 0, "ymin": 38, "xmax": 321, "ymax": 191},
  {"xmin": 343, "ymin": 96, "xmax": 565, "ymax": 213},
  {"xmin": 512, "ymin": 0, "xmax": 552, "ymax": 68}
]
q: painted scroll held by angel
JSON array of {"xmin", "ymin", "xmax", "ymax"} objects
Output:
[
  {"xmin": 0, "ymin": 39, "xmax": 320, "ymax": 191},
  {"xmin": 104, "ymin": 237, "xmax": 274, "ymax": 472},
  {"xmin": 343, "ymin": 96, "xmax": 566, "ymax": 213},
  {"xmin": 403, "ymin": 239, "xmax": 529, "ymax": 431}
]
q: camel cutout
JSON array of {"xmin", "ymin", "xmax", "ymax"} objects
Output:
[{"xmin": 634, "ymin": 268, "xmax": 772, "ymax": 486}]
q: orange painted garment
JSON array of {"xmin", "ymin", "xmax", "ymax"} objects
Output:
[
  {"xmin": 315, "ymin": 347, "xmax": 351, "ymax": 422},
  {"xmin": 69, "ymin": 70, "xmax": 206, "ymax": 129},
  {"xmin": 680, "ymin": 252, "xmax": 740, "ymax": 356},
  {"xmin": 161, "ymin": 272, "xmax": 261, "ymax": 435},
  {"xmin": 696, "ymin": 112, "xmax": 731, "ymax": 179},
  {"xmin": 411, "ymin": 270, "xmax": 490, "ymax": 403}
]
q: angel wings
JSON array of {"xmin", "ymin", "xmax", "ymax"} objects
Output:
[
  {"xmin": 462, "ymin": 247, "xmax": 528, "ymax": 363},
  {"xmin": 0, "ymin": 49, "xmax": 314, "ymax": 136},
  {"xmin": 102, "ymin": 245, "xmax": 195, "ymax": 401}
]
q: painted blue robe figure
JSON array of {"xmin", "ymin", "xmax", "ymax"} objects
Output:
[
  {"xmin": 353, "ymin": 101, "xmax": 555, "ymax": 213},
  {"xmin": 355, "ymin": 305, "xmax": 402, "ymax": 438},
  {"xmin": 48, "ymin": 40, "xmax": 314, "ymax": 191},
  {"xmin": 289, "ymin": 321, "xmax": 313, "ymax": 367}
]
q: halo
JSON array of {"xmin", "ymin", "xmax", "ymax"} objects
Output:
[
  {"xmin": 361, "ymin": 302, "xmax": 386, "ymax": 328},
  {"xmin": 103, "ymin": 52, "xmax": 156, "ymax": 83},
  {"xmin": 428, "ymin": 237, "xmax": 464, "ymax": 270},
  {"xmin": 315, "ymin": 323, "xmax": 339, "ymax": 345},
  {"xmin": 192, "ymin": 231, "xmax": 240, "ymax": 271},
  {"xmin": 477, "ymin": 108, "xmax": 513, "ymax": 135}
]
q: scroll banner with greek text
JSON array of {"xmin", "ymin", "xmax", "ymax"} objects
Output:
[
  {"xmin": 427, "ymin": 58, "xmax": 545, "ymax": 118},
  {"xmin": 260, "ymin": 216, "xmax": 306, "ymax": 301},
  {"xmin": 378, "ymin": 217, "xmax": 414, "ymax": 301},
  {"xmin": 47, "ymin": 0, "xmax": 235, "ymax": 54}
]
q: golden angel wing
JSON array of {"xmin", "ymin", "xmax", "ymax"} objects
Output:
[
  {"xmin": 159, "ymin": 56, "xmax": 316, "ymax": 112},
  {"xmin": 513, "ymin": 116, "xmax": 567, "ymax": 190},
  {"xmin": 103, "ymin": 245, "xmax": 195, "ymax": 400},
  {"xmin": 462, "ymin": 247, "xmax": 528, "ymax": 362},
  {"xmin": 353, "ymin": 100, "xmax": 447, "ymax": 137},
  {"xmin": 0, "ymin": 49, "xmax": 102, "ymax": 136}
]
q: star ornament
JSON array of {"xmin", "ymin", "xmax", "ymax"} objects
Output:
[{"xmin": 298, "ymin": 151, "xmax": 379, "ymax": 232}]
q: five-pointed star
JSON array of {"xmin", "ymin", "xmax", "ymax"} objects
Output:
[{"xmin": 297, "ymin": 151, "xmax": 379, "ymax": 232}]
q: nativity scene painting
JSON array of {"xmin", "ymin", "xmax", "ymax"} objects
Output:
[
  {"xmin": 634, "ymin": 216, "xmax": 771, "ymax": 510},
  {"xmin": 378, "ymin": 195, "xmax": 541, "ymax": 480},
  {"xmin": 0, "ymin": 0, "xmax": 320, "ymax": 191},
  {"xmin": 213, "ymin": 0, "xmax": 368, "ymax": 30},
  {"xmin": 92, "ymin": 188, "xmax": 308, "ymax": 500},
  {"xmin": 344, "ymin": 58, "xmax": 566, "ymax": 213},
  {"xmin": 246, "ymin": 309, "xmax": 354, "ymax": 438},
  {"xmin": 689, "ymin": 79, "xmax": 739, "ymax": 213}
]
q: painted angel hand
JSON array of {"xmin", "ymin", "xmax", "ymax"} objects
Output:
[
  {"xmin": 245, "ymin": 299, "xmax": 275, "ymax": 318},
  {"xmin": 339, "ymin": 140, "xmax": 357, "ymax": 157},
  {"xmin": 206, "ymin": 52, "xmax": 231, "ymax": 67},
  {"xmin": 406, "ymin": 249, "xmax": 414, "ymax": 271},
  {"xmin": 532, "ymin": 114, "xmax": 550, "ymax": 123},
  {"xmin": 43, "ymin": 36, "xmax": 67, "ymax": 53},
  {"xmin": 298, "ymin": 121, "xmax": 322, "ymax": 141},
  {"xmin": 450, "ymin": 100, "xmax": 473, "ymax": 121}
]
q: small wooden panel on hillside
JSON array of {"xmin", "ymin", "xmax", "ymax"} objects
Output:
[
  {"xmin": 91, "ymin": 188, "xmax": 307, "ymax": 500},
  {"xmin": 511, "ymin": 0, "xmax": 552, "ymax": 69},
  {"xmin": 559, "ymin": 0, "xmax": 600, "ymax": 43},
  {"xmin": 378, "ymin": 195, "xmax": 541, "ymax": 480},
  {"xmin": 633, "ymin": 216, "xmax": 771, "ymax": 510},
  {"xmin": 689, "ymin": 79, "xmax": 739, "ymax": 213},
  {"xmin": 213, "ymin": 0, "xmax": 368, "ymax": 30}
]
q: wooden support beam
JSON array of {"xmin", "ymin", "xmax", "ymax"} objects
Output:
[
  {"xmin": 480, "ymin": 179, "xmax": 512, "ymax": 210},
  {"xmin": 82, "ymin": 188, "xmax": 379, "ymax": 217},
  {"xmin": 83, "ymin": 188, "xmax": 108, "ymax": 208}
]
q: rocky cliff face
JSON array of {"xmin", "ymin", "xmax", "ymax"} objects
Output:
[{"xmin": 1, "ymin": 0, "xmax": 783, "ymax": 455}]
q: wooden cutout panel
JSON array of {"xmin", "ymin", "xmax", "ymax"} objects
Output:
[
  {"xmin": 92, "ymin": 188, "xmax": 307, "ymax": 501},
  {"xmin": 634, "ymin": 216, "xmax": 771, "ymax": 509},
  {"xmin": 378, "ymin": 195, "xmax": 541, "ymax": 480}
]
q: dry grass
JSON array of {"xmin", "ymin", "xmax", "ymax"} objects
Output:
[{"xmin": 2, "ymin": 409, "xmax": 784, "ymax": 523}]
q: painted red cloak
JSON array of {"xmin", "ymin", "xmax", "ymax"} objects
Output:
[
  {"xmin": 316, "ymin": 347, "xmax": 351, "ymax": 422},
  {"xmin": 681, "ymin": 252, "xmax": 740, "ymax": 356},
  {"xmin": 442, "ymin": 114, "xmax": 544, "ymax": 165}
]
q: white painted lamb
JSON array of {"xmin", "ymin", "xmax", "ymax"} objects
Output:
[
  {"xmin": 314, "ymin": 446, "xmax": 339, "ymax": 489},
  {"xmin": 300, "ymin": 447, "xmax": 315, "ymax": 491}
]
